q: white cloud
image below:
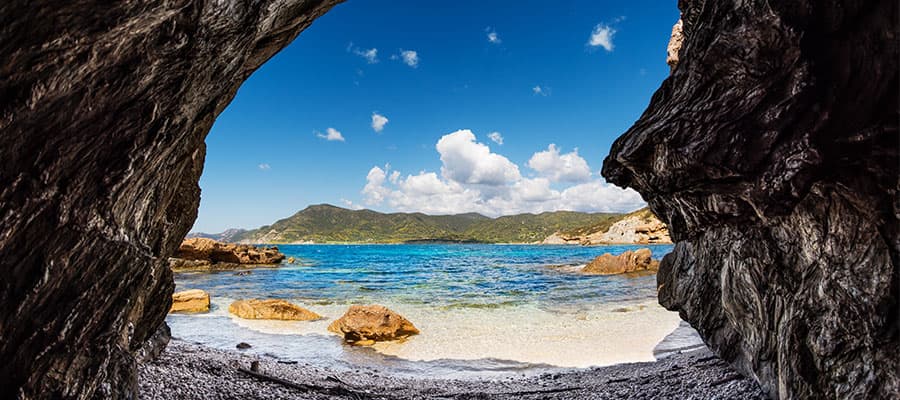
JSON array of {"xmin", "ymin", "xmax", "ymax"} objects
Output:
[
  {"xmin": 359, "ymin": 130, "xmax": 645, "ymax": 216},
  {"xmin": 486, "ymin": 28, "xmax": 501, "ymax": 44},
  {"xmin": 528, "ymin": 144, "xmax": 592, "ymax": 183},
  {"xmin": 316, "ymin": 127, "xmax": 345, "ymax": 142},
  {"xmin": 557, "ymin": 180, "xmax": 644, "ymax": 212},
  {"xmin": 532, "ymin": 85, "xmax": 549, "ymax": 96},
  {"xmin": 436, "ymin": 129, "xmax": 520, "ymax": 185},
  {"xmin": 348, "ymin": 43, "xmax": 379, "ymax": 63},
  {"xmin": 400, "ymin": 50, "xmax": 418, "ymax": 68},
  {"xmin": 588, "ymin": 23, "xmax": 616, "ymax": 51},
  {"xmin": 340, "ymin": 198, "xmax": 364, "ymax": 210},
  {"xmin": 258, "ymin": 163, "xmax": 271, "ymax": 171},
  {"xmin": 362, "ymin": 166, "xmax": 391, "ymax": 204},
  {"xmin": 488, "ymin": 131, "xmax": 504, "ymax": 145},
  {"xmin": 371, "ymin": 113, "xmax": 389, "ymax": 133}
]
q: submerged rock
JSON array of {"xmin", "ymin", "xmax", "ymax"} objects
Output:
[
  {"xmin": 170, "ymin": 289, "xmax": 211, "ymax": 313},
  {"xmin": 228, "ymin": 299, "xmax": 321, "ymax": 321},
  {"xmin": 582, "ymin": 249, "xmax": 660, "ymax": 275},
  {"xmin": 328, "ymin": 305, "xmax": 420, "ymax": 345},
  {"xmin": 602, "ymin": 0, "xmax": 899, "ymax": 398}
]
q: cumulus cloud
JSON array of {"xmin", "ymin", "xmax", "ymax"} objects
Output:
[
  {"xmin": 390, "ymin": 50, "xmax": 419, "ymax": 67},
  {"xmin": 258, "ymin": 163, "xmax": 271, "ymax": 171},
  {"xmin": 528, "ymin": 144, "xmax": 592, "ymax": 183},
  {"xmin": 359, "ymin": 130, "xmax": 645, "ymax": 216},
  {"xmin": 532, "ymin": 85, "xmax": 549, "ymax": 96},
  {"xmin": 399, "ymin": 50, "xmax": 418, "ymax": 68},
  {"xmin": 348, "ymin": 43, "xmax": 379, "ymax": 63},
  {"xmin": 588, "ymin": 23, "xmax": 616, "ymax": 51},
  {"xmin": 340, "ymin": 198, "xmax": 364, "ymax": 210},
  {"xmin": 487, "ymin": 131, "xmax": 504, "ymax": 145},
  {"xmin": 436, "ymin": 129, "xmax": 520, "ymax": 185},
  {"xmin": 371, "ymin": 113, "xmax": 389, "ymax": 133},
  {"xmin": 316, "ymin": 127, "xmax": 345, "ymax": 142},
  {"xmin": 486, "ymin": 28, "xmax": 501, "ymax": 44}
]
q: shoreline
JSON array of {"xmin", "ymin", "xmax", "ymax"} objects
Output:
[
  {"xmin": 139, "ymin": 339, "xmax": 765, "ymax": 399},
  {"xmin": 240, "ymin": 242, "xmax": 676, "ymax": 246},
  {"xmin": 167, "ymin": 299, "xmax": 686, "ymax": 374}
]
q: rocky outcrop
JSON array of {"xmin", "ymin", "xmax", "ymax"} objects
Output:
[
  {"xmin": 590, "ymin": 215, "xmax": 671, "ymax": 245},
  {"xmin": 582, "ymin": 248, "xmax": 659, "ymax": 275},
  {"xmin": 328, "ymin": 305, "xmax": 420, "ymax": 346},
  {"xmin": 228, "ymin": 299, "xmax": 321, "ymax": 321},
  {"xmin": 602, "ymin": 1, "xmax": 899, "ymax": 399},
  {"xmin": 0, "ymin": 1, "xmax": 341, "ymax": 397},
  {"xmin": 176, "ymin": 238, "xmax": 284, "ymax": 264},
  {"xmin": 540, "ymin": 232, "xmax": 581, "ymax": 245},
  {"xmin": 169, "ymin": 238, "xmax": 285, "ymax": 271},
  {"xmin": 169, "ymin": 289, "xmax": 210, "ymax": 313},
  {"xmin": 542, "ymin": 209, "xmax": 671, "ymax": 245}
]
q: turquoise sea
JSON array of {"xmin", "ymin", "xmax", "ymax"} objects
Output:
[{"xmin": 168, "ymin": 244, "xmax": 691, "ymax": 378}]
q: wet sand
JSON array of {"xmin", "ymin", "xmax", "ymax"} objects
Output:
[{"xmin": 169, "ymin": 299, "xmax": 689, "ymax": 375}]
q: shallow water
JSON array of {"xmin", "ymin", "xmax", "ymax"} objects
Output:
[{"xmin": 169, "ymin": 244, "xmax": 694, "ymax": 378}]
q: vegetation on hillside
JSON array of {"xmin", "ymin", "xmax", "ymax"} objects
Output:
[{"xmin": 233, "ymin": 204, "xmax": 635, "ymax": 244}]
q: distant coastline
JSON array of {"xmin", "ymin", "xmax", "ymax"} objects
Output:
[{"xmin": 189, "ymin": 204, "xmax": 672, "ymax": 246}]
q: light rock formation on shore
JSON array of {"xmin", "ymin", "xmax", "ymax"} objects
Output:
[
  {"xmin": 541, "ymin": 209, "xmax": 671, "ymax": 245},
  {"xmin": 228, "ymin": 299, "xmax": 321, "ymax": 321},
  {"xmin": 582, "ymin": 249, "xmax": 660, "ymax": 275},
  {"xmin": 592, "ymin": 215, "xmax": 671, "ymax": 244},
  {"xmin": 170, "ymin": 290, "xmax": 211, "ymax": 313},
  {"xmin": 328, "ymin": 305, "xmax": 420, "ymax": 346}
]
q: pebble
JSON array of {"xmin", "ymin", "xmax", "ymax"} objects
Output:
[{"xmin": 139, "ymin": 340, "xmax": 767, "ymax": 399}]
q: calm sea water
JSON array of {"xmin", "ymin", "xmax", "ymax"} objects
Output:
[{"xmin": 168, "ymin": 244, "xmax": 687, "ymax": 377}]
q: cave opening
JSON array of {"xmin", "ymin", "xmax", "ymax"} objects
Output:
[
  {"xmin": 172, "ymin": 0, "xmax": 692, "ymax": 382},
  {"xmin": 1, "ymin": 0, "xmax": 897, "ymax": 399}
]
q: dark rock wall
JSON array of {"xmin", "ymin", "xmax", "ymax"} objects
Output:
[
  {"xmin": 603, "ymin": 0, "xmax": 898, "ymax": 399},
  {"xmin": 0, "ymin": 1, "xmax": 341, "ymax": 398}
]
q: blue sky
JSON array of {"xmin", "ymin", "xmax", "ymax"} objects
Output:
[{"xmin": 193, "ymin": 0, "xmax": 679, "ymax": 233}]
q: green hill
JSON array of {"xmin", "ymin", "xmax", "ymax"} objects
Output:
[{"xmin": 233, "ymin": 204, "xmax": 632, "ymax": 244}]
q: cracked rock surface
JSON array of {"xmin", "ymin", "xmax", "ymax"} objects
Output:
[
  {"xmin": 0, "ymin": 1, "xmax": 342, "ymax": 398},
  {"xmin": 603, "ymin": 0, "xmax": 899, "ymax": 398}
]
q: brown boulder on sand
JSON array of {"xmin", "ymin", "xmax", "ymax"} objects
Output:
[
  {"xmin": 169, "ymin": 289, "xmax": 210, "ymax": 313},
  {"xmin": 228, "ymin": 299, "xmax": 321, "ymax": 321},
  {"xmin": 328, "ymin": 305, "xmax": 420, "ymax": 346},
  {"xmin": 582, "ymin": 248, "xmax": 660, "ymax": 275}
]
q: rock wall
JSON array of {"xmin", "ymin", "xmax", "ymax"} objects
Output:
[
  {"xmin": 0, "ymin": 1, "xmax": 341, "ymax": 398},
  {"xmin": 603, "ymin": 0, "xmax": 899, "ymax": 399}
]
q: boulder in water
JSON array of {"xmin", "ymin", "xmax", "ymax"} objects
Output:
[
  {"xmin": 169, "ymin": 289, "xmax": 210, "ymax": 313},
  {"xmin": 327, "ymin": 305, "xmax": 419, "ymax": 345},
  {"xmin": 582, "ymin": 248, "xmax": 660, "ymax": 275},
  {"xmin": 228, "ymin": 299, "xmax": 321, "ymax": 321}
]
